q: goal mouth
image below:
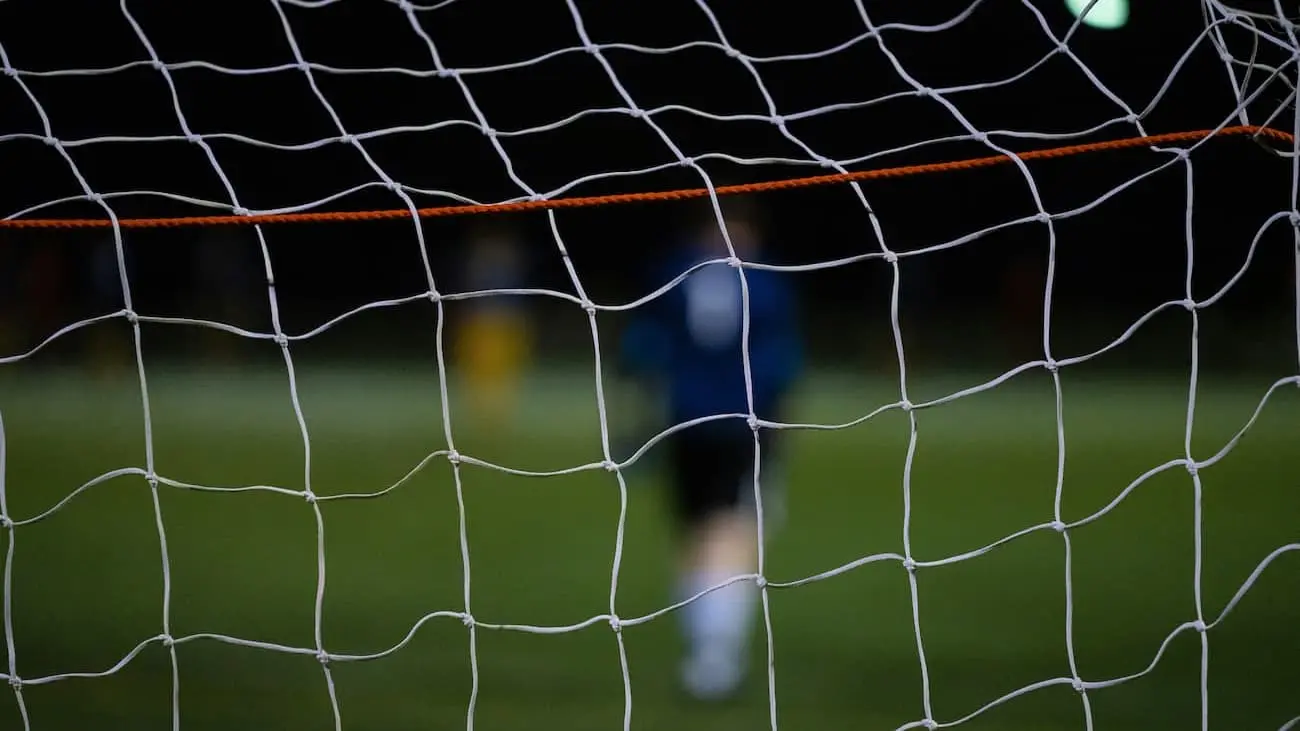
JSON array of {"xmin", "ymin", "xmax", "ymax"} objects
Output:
[{"xmin": 2, "ymin": 2, "xmax": 1299, "ymax": 730}]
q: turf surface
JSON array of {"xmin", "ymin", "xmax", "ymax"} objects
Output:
[{"xmin": 0, "ymin": 364, "xmax": 1296, "ymax": 731}]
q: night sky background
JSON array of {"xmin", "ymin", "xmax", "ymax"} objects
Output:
[{"xmin": 0, "ymin": 0, "xmax": 1297, "ymax": 376}]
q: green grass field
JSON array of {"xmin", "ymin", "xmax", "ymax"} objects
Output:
[{"xmin": 0, "ymin": 363, "xmax": 1296, "ymax": 731}]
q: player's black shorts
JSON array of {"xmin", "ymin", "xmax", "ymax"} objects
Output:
[{"xmin": 666, "ymin": 420, "xmax": 780, "ymax": 529}]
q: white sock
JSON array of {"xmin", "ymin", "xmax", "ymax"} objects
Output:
[{"xmin": 680, "ymin": 569, "xmax": 757, "ymax": 662}]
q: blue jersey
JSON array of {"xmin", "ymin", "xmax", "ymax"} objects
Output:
[{"xmin": 621, "ymin": 245, "xmax": 802, "ymax": 427}]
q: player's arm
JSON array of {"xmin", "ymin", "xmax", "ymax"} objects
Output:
[
  {"xmin": 747, "ymin": 272, "xmax": 803, "ymax": 408},
  {"xmin": 620, "ymin": 310, "xmax": 674, "ymax": 381},
  {"xmin": 614, "ymin": 258, "xmax": 680, "ymax": 465},
  {"xmin": 619, "ymin": 254, "xmax": 682, "ymax": 379}
]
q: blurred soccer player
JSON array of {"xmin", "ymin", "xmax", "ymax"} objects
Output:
[
  {"xmin": 191, "ymin": 229, "xmax": 259, "ymax": 365},
  {"xmin": 0, "ymin": 236, "xmax": 65, "ymax": 357},
  {"xmin": 620, "ymin": 197, "xmax": 803, "ymax": 700},
  {"xmin": 88, "ymin": 234, "xmax": 131, "ymax": 380},
  {"xmin": 454, "ymin": 221, "xmax": 533, "ymax": 430}
]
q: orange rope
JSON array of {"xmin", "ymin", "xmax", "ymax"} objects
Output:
[{"xmin": 1, "ymin": 125, "xmax": 1291, "ymax": 231}]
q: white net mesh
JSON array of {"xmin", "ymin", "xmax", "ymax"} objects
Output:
[{"xmin": 1, "ymin": 2, "xmax": 1299, "ymax": 730}]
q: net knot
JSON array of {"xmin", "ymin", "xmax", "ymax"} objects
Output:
[
  {"xmin": 482, "ymin": 127, "xmax": 498, "ymax": 139},
  {"xmin": 1050, "ymin": 519, "xmax": 1066, "ymax": 533},
  {"xmin": 0, "ymin": 514, "xmax": 12, "ymax": 529},
  {"xmin": 273, "ymin": 333, "xmax": 289, "ymax": 347},
  {"xmin": 902, "ymin": 557, "xmax": 917, "ymax": 573},
  {"xmin": 970, "ymin": 131, "xmax": 989, "ymax": 145},
  {"xmin": 295, "ymin": 60, "xmax": 311, "ymax": 75},
  {"xmin": 1185, "ymin": 461, "xmax": 1199, "ymax": 477},
  {"xmin": 1044, "ymin": 359, "xmax": 1059, "ymax": 373},
  {"xmin": 579, "ymin": 299, "xmax": 597, "ymax": 315},
  {"xmin": 1125, "ymin": 112, "xmax": 1139, "ymax": 125},
  {"xmin": 769, "ymin": 114, "xmax": 786, "ymax": 128},
  {"xmin": 161, "ymin": 634, "xmax": 175, "ymax": 648},
  {"xmin": 1034, "ymin": 212, "xmax": 1052, "ymax": 225},
  {"xmin": 143, "ymin": 469, "xmax": 158, "ymax": 486},
  {"xmin": 42, "ymin": 135, "xmax": 57, "ymax": 147},
  {"xmin": 446, "ymin": 449, "xmax": 463, "ymax": 466},
  {"xmin": 316, "ymin": 651, "xmax": 330, "ymax": 665},
  {"xmin": 583, "ymin": 42, "xmax": 599, "ymax": 54},
  {"xmin": 726, "ymin": 255, "xmax": 742, "ymax": 269},
  {"xmin": 184, "ymin": 133, "xmax": 202, "ymax": 144},
  {"xmin": 1071, "ymin": 677, "xmax": 1086, "ymax": 693},
  {"xmin": 723, "ymin": 47, "xmax": 743, "ymax": 59},
  {"xmin": 608, "ymin": 615, "xmax": 622, "ymax": 633},
  {"xmin": 916, "ymin": 87, "xmax": 936, "ymax": 98},
  {"xmin": 339, "ymin": 133, "xmax": 357, "ymax": 146},
  {"xmin": 754, "ymin": 574, "xmax": 767, "ymax": 589},
  {"xmin": 920, "ymin": 719, "xmax": 937, "ymax": 730},
  {"xmin": 461, "ymin": 613, "xmax": 475, "ymax": 628},
  {"xmin": 746, "ymin": 415, "xmax": 760, "ymax": 432},
  {"xmin": 883, "ymin": 251, "xmax": 898, "ymax": 264},
  {"xmin": 232, "ymin": 206, "xmax": 251, "ymax": 217},
  {"xmin": 436, "ymin": 68, "xmax": 458, "ymax": 79},
  {"xmin": 1192, "ymin": 619, "xmax": 1207, "ymax": 633},
  {"xmin": 86, "ymin": 192, "xmax": 104, "ymax": 205},
  {"xmin": 1288, "ymin": 211, "xmax": 1300, "ymax": 228},
  {"xmin": 1, "ymin": 67, "xmax": 16, "ymax": 78},
  {"xmin": 303, "ymin": 490, "xmax": 318, "ymax": 504},
  {"xmin": 899, "ymin": 399, "xmax": 914, "ymax": 413},
  {"xmin": 1181, "ymin": 298, "xmax": 1197, "ymax": 312},
  {"xmin": 397, "ymin": 0, "xmax": 415, "ymax": 12},
  {"xmin": 149, "ymin": 59, "xmax": 165, "ymax": 71},
  {"xmin": 7, "ymin": 675, "xmax": 21, "ymax": 689},
  {"xmin": 601, "ymin": 459, "xmax": 619, "ymax": 473},
  {"xmin": 426, "ymin": 290, "xmax": 441, "ymax": 303}
]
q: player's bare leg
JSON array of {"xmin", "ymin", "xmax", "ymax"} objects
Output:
[{"xmin": 678, "ymin": 505, "xmax": 761, "ymax": 700}]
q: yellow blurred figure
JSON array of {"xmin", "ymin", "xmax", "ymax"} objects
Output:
[{"xmin": 454, "ymin": 222, "xmax": 533, "ymax": 429}]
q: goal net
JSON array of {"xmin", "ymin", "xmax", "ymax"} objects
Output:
[{"xmin": 1, "ymin": 2, "xmax": 1299, "ymax": 730}]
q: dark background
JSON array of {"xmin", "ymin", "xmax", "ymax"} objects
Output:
[
  {"xmin": 0, "ymin": 0, "xmax": 1297, "ymax": 378},
  {"xmin": 1, "ymin": 6, "xmax": 1299, "ymax": 731}
]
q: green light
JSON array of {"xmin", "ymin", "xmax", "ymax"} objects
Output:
[{"xmin": 1064, "ymin": 0, "xmax": 1129, "ymax": 29}]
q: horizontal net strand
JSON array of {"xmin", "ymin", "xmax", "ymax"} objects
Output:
[{"xmin": 1, "ymin": 124, "xmax": 1290, "ymax": 231}]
